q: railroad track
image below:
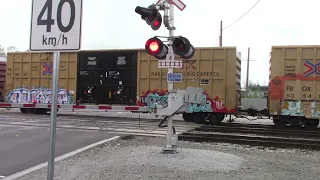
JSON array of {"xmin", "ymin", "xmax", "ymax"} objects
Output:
[
  {"xmin": 206, "ymin": 122, "xmax": 319, "ymax": 130},
  {"xmin": 178, "ymin": 124, "xmax": 320, "ymax": 150}
]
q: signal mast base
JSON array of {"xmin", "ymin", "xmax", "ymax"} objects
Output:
[{"xmin": 162, "ymin": 131, "xmax": 178, "ymax": 154}]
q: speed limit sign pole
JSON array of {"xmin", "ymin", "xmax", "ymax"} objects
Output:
[{"xmin": 29, "ymin": 0, "xmax": 83, "ymax": 179}]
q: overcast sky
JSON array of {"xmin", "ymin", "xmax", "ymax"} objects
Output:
[{"xmin": 1, "ymin": 0, "xmax": 320, "ymax": 87}]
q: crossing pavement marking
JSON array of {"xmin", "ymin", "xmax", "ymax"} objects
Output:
[{"xmin": 0, "ymin": 113, "xmax": 201, "ymax": 137}]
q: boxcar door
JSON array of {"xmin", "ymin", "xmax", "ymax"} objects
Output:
[
  {"xmin": 103, "ymin": 51, "xmax": 137, "ymax": 105},
  {"xmin": 77, "ymin": 51, "xmax": 106, "ymax": 104}
]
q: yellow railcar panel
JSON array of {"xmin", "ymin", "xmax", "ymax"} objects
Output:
[
  {"xmin": 5, "ymin": 52, "xmax": 78, "ymax": 104},
  {"xmin": 137, "ymin": 47, "xmax": 241, "ymax": 111},
  {"xmin": 270, "ymin": 45, "xmax": 320, "ymax": 118}
]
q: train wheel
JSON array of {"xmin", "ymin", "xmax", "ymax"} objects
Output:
[
  {"xmin": 273, "ymin": 118, "xmax": 286, "ymax": 128},
  {"xmin": 34, "ymin": 109, "xmax": 41, "ymax": 114},
  {"xmin": 288, "ymin": 117, "xmax": 301, "ymax": 127},
  {"xmin": 248, "ymin": 108, "xmax": 257, "ymax": 116},
  {"xmin": 210, "ymin": 113, "xmax": 224, "ymax": 125},
  {"xmin": 182, "ymin": 113, "xmax": 194, "ymax": 122},
  {"xmin": 263, "ymin": 109, "xmax": 269, "ymax": 117},
  {"xmin": 20, "ymin": 108, "xmax": 28, "ymax": 114},
  {"xmin": 193, "ymin": 112, "xmax": 207, "ymax": 124},
  {"xmin": 306, "ymin": 119, "xmax": 319, "ymax": 129},
  {"xmin": 40, "ymin": 109, "xmax": 48, "ymax": 115}
]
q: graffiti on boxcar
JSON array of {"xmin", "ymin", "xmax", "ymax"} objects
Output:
[
  {"xmin": 185, "ymin": 95, "xmax": 213, "ymax": 113},
  {"xmin": 136, "ymin": 89, "xmax": 231, "ymax": 113},
  {"xmin": 281, "ymin": 101, "xmax": 303, "ymax": 116},
  {"xmin": 279, "ymin": 100, "xmax": 320, "ymax": 117},
  {"xmin": 137, "ymin": 90, "xmax": 168, "ymax": 108},
  {"xmin": 269, "ymin": 75, "xmax": 320, "ymax": 117},
  {"xmin": 6, "ymin": 88, "xmax": 73, "ymax": 104}
]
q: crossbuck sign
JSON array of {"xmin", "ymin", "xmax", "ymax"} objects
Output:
[
  {"xmin": 157, "ymin": 0, "xmax": 187, "ymax": 11},
  {"xmin": 30, "ymin": 0, "xmax": 83, "ymax": 51}
]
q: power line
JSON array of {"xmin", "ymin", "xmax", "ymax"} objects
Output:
[{"xmin": 222, "ymin": 0, "xmax": 262, "ymax": 30}]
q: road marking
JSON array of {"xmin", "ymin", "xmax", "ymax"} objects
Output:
[
  {"xmin": 108, "ymin": 131, "xmax": 166, "ymax": 137},
  {"xmin": 0, "ymin": 175, "xmax": 6, "ymax": 179},
  {"xmin": 3, "ymin": 136, "xmax": 120, "ymax": 180}
]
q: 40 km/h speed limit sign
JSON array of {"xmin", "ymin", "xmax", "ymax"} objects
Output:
[{"xmin": 30, "ymin": 0, "xmax": 83, "ymax": 51}]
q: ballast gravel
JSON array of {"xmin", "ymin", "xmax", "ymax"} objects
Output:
[{"xmin": 15, "ymin": 136, "xmax": 320, "ymax": 180}]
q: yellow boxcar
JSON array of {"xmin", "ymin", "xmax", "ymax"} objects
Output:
[
  {"xmin": 137, "ymin": 47, "xmax": 241, "ymax": 113},
  {"xmin": 5, "ymin": 52, "xmax": 78, "ymax": 104},
  {"xmin": 269, "ymin": 45, "xmax": 320, "ymax": 127}
]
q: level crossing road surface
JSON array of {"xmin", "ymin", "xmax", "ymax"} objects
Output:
[{"xmin": 0, "ymin": 109, "xmax": 200, "ymax": 177}]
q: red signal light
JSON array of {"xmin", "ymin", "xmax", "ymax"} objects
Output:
[
  {"xmin": 172, "ymin": 36, "xmax": 195, "ymax": 59},
  {"xmin": 153, "ymin": 20, "xmax": 160, "ymax": 27},
  {"xmin": 135, "ymin": 5, "xmax": 162, "ymax": 31},
  {"xmin": 145, "ymin": 37, "xmax": 168, "ymax": 60},
  {"xmin": 150, "ymin": 12, "xmax": 162, "ymax": 31},
  {"xmin": 148, "ymin": 41, "xmax": 160, "ymax": 52}
]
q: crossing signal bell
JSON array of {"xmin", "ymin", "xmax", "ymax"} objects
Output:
[
  {"xmin": 172, "ymin": 36, "xmax": 195, "ymax": 59},
  {"xmin": 145, "ymin": 37, "xmax": 168, "ymax": 59},
  {"xmin": 135, "ymin": 5, "xmax": 162, "ymax": 31}
]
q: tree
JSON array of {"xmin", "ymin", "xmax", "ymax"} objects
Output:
[
  {"xmin": 6, "ymin": 46, "xmax": 19, "ymax": 53},
  {"xmin": 0, "ymin": 44, "xmax": 20, "ymax": 55},
  {"xmin": 0, "ymin": 45, "xmax": 6, "ymax": 55}
]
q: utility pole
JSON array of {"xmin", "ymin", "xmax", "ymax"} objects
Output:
[
  {"xmin": 245, "ymin": 47, "xmax": 250, "ymax": 97},
  {"xmin": 243, "ymin": 47, "xmax": 258, "ymax": 97},
  {"xmin": 219, "ymin": 21, "xmax": 223, "ymax": 47}
]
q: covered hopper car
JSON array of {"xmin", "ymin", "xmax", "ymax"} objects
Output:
[{"xmin": 3, "ymin": 47, "xmax": 242, "ymax": 124}]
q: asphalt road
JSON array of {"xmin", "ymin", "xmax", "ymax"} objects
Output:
[
  {"xmin": 0, "ymin": 124, "xmax": 116, "ymax": 177},
  {"xmin": 0, "ymin": 110, "xmax": 200, "ymax": 178}
]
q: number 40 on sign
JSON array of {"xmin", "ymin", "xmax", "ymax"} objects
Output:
[{"xmin": 30, "ymin": 0, "xmax": 83, "ymax": 51}]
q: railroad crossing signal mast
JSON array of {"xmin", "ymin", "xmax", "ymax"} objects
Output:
[{"xmin": 135, "ymin": 0, "xmax": 194, "ymax": 153}]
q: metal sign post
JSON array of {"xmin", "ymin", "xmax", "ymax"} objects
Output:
[
  {"xmin": 29, "ymin": 0, "xmax": 83, "ymax": 179},
  {"xmin": 156, "ymin": 0, "xmax": 187, "ymax": 154},
  {"xmin": 48, "ymin": 51, "xmax": 60, "ymax": 179}
]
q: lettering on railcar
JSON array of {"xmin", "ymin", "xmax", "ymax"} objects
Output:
[
  {"xmin": 286, "ymin": 86, "xmax": 294, "ymax": 91},
  {"xmin": 302, "ymin": 86, "xmax": 312, "ymax": 99},
  {"xmin": 150, "ymin": 72, "xmax": 220, "ymax": 77},
  {"xmin": 271, "ymin": 79, "xmax": 281, "ymax": 85},
  {"xmin": 284, "ymin": 65, "xmax": 296, "ymax": 77},
  {"xmin": 32, "ymin": 65, "xmax": 39, "ymax": 71},
  {"xmin": 60, "ymin": 65, "xmax": 66, "ymax": 72},
  {"xmin": 302, "ymin": 86, "xmax": 311, "ymax": 92},
  {"xmin": 6, "ymin": 67, "xmax": 12, "ymax": 77},
  {"xmin": 14, "ymin": 67, "xmax": 20, "ymax": 76},
  {"xmin": 286, "ymin": 86, "xmax": 294, "ymax": 99}
]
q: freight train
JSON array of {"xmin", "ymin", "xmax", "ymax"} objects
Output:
[
  {"xmin": 3, "ymin": 47, "xmax": 242, "ymax": 125},
  {"xmin": 0, "ymin": 56, "xmax": 6, "ymax": 102},
  {"xmin": 2, "ymin": 45, "xmax": 320, "ymax": 128}
]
